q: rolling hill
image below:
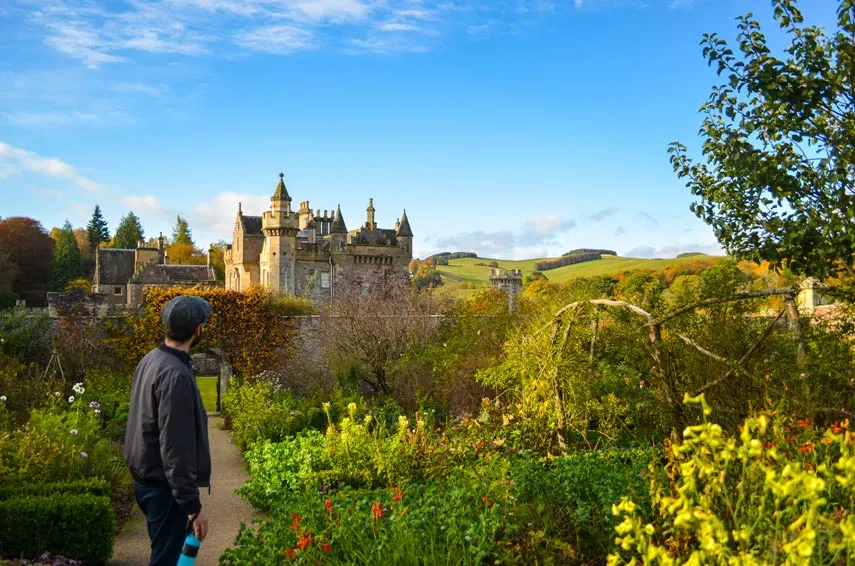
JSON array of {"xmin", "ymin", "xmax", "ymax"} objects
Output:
[{"xmin": 433, "ymin": 254, "xmax": 724, "ymax": 288}]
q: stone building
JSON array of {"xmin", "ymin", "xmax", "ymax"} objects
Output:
[
  {"xmin": 223, "ymin": 173, "xmax": 413, "ymax": 303},
  {"xmin": 489, "ymin": 268, "xmax": 523, "ymax": 311},
  {"xmin": 92, "ymin": 235, "xmax": 218, "ymax": 306}
]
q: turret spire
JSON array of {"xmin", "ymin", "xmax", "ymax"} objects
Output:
[
  {"xmin": 272, "ymin": 172, "xmax": 291, "ymax": 201},
  {"xmin": 331, "ymin": 204, "xmax": 348, "ymax": 234},
  {"xmin": 396, "ymin": 208, "xmax": 413, "ymax": 237}
]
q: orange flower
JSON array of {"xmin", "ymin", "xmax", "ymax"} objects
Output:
[
  {"xmin": 799, "ymin": 442, "xmax": 815, "ymax": 453},
  {"xmin": 284, "ymin": 549, "xmax": 297, "ymax": 560},
  {"xmin": 798, "ymin": 419, "xmax": 811, "ymax": 429},
  {"xmin": 482, "ymin": 496, "xmax": 488, "ymax": 504},
  {"xmin": 297, "ymin": 532, "xmax": 313, "ymax": 551},
  {"xmin": 831, "ymin": 420, "xmax": 848, "ymax": 434},
  {"xmin": 325, "ymin": 499, "xmax": 333, "ymax": 511},
  {"xmin": 290, "ymin": 513, "xmax": 302, "ymax": 531},
  {"xmin": 762, "ymin": 441, "xmax": 774, "ymax": 449},
  {"xmin": 371, "ymin": 502, "xmax": 384, "ymax": 520},
  {"xmin": 786, "ymin": 435, "xmax": 797, "ymax": 444},
  {"xmin": 321, "ymin": 542, "xmax": 332, "ymax": 553},
  {"xmin": 822, "ymin": 437, "xmax": 834, "ymax": 445},
  {"xmin": 805, "ymin": 462, "xmax": 814, "ymax": 471},
  {"xmin": 392, "ymin": 487, "xmax": 403, "ymax": 503}
]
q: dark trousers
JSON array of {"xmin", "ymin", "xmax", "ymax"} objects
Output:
[{"xmin": 134, "ymin": 482, "xmax": 189, "ymax": 566}]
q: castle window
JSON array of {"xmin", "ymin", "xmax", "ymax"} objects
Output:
[
  {"xmin": 321, "ymin": 272, "xmax": 330, "ymax": 288},
  {"xmin": 113, "ymin": 286, "xmax": 123, "ymax": 295}
]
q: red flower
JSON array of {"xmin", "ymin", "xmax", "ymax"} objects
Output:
[
  {"xmin": 786, "ymin": 435, "xmax": 797, "ymax": 444},
  {"xmin": 799, "ymin": 442, "xmax": 815, "ymax": 454},
  {"xmin": 371, "ymin": 502, "xmax": 384, "ymax": 520},
  {"xmin": 392, "ymin": 487, "xmax": 403, "ymax": 503},
  {"xmin": 481, "ymin": 496, "xmax": 488, "ymax": 504},
  {"xmin": 762, "ymin": 441, "xmax": 774, "ymax": 449},
  {"xmin": 284, "ymin": 549, "xmax": 297, "ymax": 560},
  {"xmin": 290, "ymin": 513, "xmax": 302, "ymax": 531},
  {"xmin": 321, "ymin": 542, "xmax": 332, "ymax": 553},
  {"xmin": 798, "ymin": 419, "xmax": 811, "ymax": 429},
  {"xmin": 297, "ymin": 532, "xmax": 313, "ymax": 550},
  {"xmin": 325, "ymin": 499, "xmax": 333, "ymax": 511},
  {"xmin": 831, "ymin": 420, "xmax": 848, "ymax": 434},
  {"xmin": 805, "ymin": 462, "xmax": 814, "ymax": 471}
]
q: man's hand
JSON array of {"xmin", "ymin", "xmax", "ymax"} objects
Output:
[{"xmin": 189, "ymin": 510, "xmax": 209, "ymax": 542}]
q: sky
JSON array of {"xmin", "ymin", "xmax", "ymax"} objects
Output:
[{"xmin": 0, "ymin": 0, "xmax": 839, "ymax": 260}]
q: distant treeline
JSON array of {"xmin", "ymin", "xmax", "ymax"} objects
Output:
[
  {"xmin": 535, "ymin": 252, "xmax": 605, "ymax": 271},
  {"xmin": 562, "ymin": 248, "xmax": 616, "ymax": 257},
  {"xmin": 428, "ymin": 252, "xmax": 478, "ymax": 261}
]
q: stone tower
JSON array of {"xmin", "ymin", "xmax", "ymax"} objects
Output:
[
  {"xmin": 395, "ymin": 209, "xmax": 413, "ymax": 256},
  {"xmin": 262, "ymin": 173, "xmax": 299, "ymax": 294},
  {"xmin": 489, "ymin": 268, "xmax": 523, "ymax": 311}
]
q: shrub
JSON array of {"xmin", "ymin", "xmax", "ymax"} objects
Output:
[
  {"xmin": 105, "ymin": 287, "xmax": 308, "ymax": 378},
  {"xmin": 223, "ymin": 462, "xmax": 513, "ymax": 566},
  {"xmin": 535, "ymin": 252, "xmax": 603, "ymax": 271},
  {"xmin": 0, "ymin": 478, "xmax": 110, "ymax": 501},
  {"xmin": 608, "ymin": 395, "xmax": 855, "ymax": 565},
  {"xmin": 0, "ymin": 494, "xmax": 115, "ymax": 564}
]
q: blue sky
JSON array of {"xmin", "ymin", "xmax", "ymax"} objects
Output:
[{"xmin": 0, "ymin": 0, "xmax": 838, "ymax": 260}]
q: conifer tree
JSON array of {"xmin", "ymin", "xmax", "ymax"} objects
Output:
[
  {"xmin": 86, "ymin": 205, "xmax": 110, "ymax": 251},
  {"xmin": 113, "ymin": 212, "xmax": 145, "ymax": 249},
  {"xmin": 172, "ymin": 215, "xmax": 194, "ymax": 247},
  {"xmin": 50, "ymin": 220, "xmax": 83, "ymax": 291}
]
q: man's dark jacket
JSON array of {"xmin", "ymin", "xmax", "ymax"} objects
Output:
[{"xmin": 124, "ymin": 343, "xmax": 211, "ymax": 515}]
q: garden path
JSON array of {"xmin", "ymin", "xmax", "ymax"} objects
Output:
[{"xmin": 109, "ymin": 416, "xmax": 262, "ymax": 566}]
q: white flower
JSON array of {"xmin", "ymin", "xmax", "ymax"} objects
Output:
[
  {"xmin": 72, "ymin": 383, "xmax": 85, "ymax": 395},
  {"xmin": 68, "ymin": 396, "xmax": 75, "ymax": 403},
  {"xmin": 0, "ymin": 395, "xmax": 6, "ymax": 402},
  {"xmin": 94, "ymin": 409, "xmax": 101, "ymax": 414},
  {"xmin": 54, "ymin": 391, "xmax": 61, "ymax": 397}
]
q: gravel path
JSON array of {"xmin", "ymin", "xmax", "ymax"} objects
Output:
[{"xmin": 109, "ymin": 417, "xmax": 262, "ymax": 566}]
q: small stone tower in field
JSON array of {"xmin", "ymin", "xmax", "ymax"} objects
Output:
[{"xmin": 489, "ymin": 268, "xmax": 523, "ymax": 311}]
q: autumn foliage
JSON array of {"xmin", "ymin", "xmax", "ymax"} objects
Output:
[{"xmin": 106, "ymin": 287, "xmax": 314, "ymax": 377}]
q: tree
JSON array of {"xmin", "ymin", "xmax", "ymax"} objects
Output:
[
  {"xmin": 669, "ymin": 0, "xmax": 855, "ymax": 279},
  {"xmin": 209, "ymin": 242, "xmax": 227, "ymax": 281},
  {"xmin": 50, "ymin": 220, "xmax": 83, "ymax": 292},
  {"xmin": 0, "ymin": 217, "xmax": 54, "ymax": 306},
  {"xmin": 172, "ymin": 215, "xmax": 194, "ymax": 247},
  {"xmin": 0, "ymin": 248, "xmax": 18, "ymax": 308},
  {"xmin": 167, "ymin": 242, "xmax": 206, "ymax": 265},
  {"xmin": 86, "ymin": 205, "xmax": 110, "ymax": 251},
  {"xmin": 112, "ymin": 212, "xmax": 144, "ymax": 249},
  {"xmin": 73, "ymin": 228, "xmax": 94, "ymax": 278}
]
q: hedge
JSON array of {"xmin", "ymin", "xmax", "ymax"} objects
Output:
[
  {"xmin": 0, "ymin": 478, "xmax": 110, "ymax": 501},
  {"xmin": 0, "ymin": 494, "xmax": 115, "ymax": 564},
  {"xmin": 535, "ymin": 252, "xmax": 603, "ymax": 271}
]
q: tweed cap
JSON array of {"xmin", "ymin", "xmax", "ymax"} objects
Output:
[{"xmin": 161, "ymin": 295, "xmax": 212, "ymax": 337}]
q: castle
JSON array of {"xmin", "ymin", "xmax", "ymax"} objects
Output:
[{"xmin": 223, "ymin": 173, "xmax": 413, "ymax": 302}]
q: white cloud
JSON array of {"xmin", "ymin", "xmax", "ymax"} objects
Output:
[
  {"xmin": 193, "ymin": 191, "xmax": 271, "ymax": 241},
  {"xmin": 234, "ymin": 25, "xmax": 315, "ymax": 54},
  {"xmin": 0, "ymin": 140, "xmax": 102, "ymax": 192},
  {"xmin": 122, "ymin": 195, "xmax": 168, "ymax": 215},
  {"xmin": 589, "ymin": 206, "xmax": 618, "ymax": 222},
  {"xmin": 433, "ymin": 214, "xmax": 575, "ymax": 258}
]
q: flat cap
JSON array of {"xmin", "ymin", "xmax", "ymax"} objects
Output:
[{"xmin": 161, "ymin": 295, "xmax": 212, "ymax": 338}]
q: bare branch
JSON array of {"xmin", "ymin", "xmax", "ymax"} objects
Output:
[{"xmin": 648, "ymin": 288, "xmax": 796, "ymax": 327}]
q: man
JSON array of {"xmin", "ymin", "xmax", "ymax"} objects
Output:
[{"xmin": 124, "ymin": 295, "xmax": 213, "ymax": 565}]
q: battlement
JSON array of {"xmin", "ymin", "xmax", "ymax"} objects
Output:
[{"xmin": 489, "ymin": 269, "xmax": 523, "ymax": 282}]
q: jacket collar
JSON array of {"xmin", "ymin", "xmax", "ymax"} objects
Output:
[{"xmin": 157, "ymin": 342, "xmax": 193, "ymax": 367}]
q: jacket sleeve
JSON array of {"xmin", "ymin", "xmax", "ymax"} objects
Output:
[{"xmin": 156, "ymin": 370, "xmax": 202, "ymax": 516}]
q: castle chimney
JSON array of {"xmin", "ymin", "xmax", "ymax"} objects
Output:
[
  {"xmin": 366, "ymin": 198, "xmax": 376, "ymax": 231},
  {"xmin": 207, "ymin": 247, "xmax": 213, "ymax": 268}
]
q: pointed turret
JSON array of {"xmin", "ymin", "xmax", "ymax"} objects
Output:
[
  {"xmin": 272, "ymin": 172, "xmax": 291, "ymax": 202},
  {"xmin": 396, "ymin": 209, "xmax": 413, "ymax": 237},
  {"xmin": 331, "ymin": 205, "xmax": 348, "ymax": 234}
]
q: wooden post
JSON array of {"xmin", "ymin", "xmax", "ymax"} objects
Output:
[{"xmin": 783, "ymin": 292, "xmax": 806, "ymax": 367}]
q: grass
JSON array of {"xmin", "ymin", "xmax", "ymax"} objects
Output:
[
  {"xmin": 197, "ymin": 376, "xmax": 219, "ymax": 414},
  {"xmin": 434, "ymin": 254, "xmax": 724, "ymax": 288}
]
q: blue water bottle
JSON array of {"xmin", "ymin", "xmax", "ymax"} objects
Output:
[{"xmin": 177, "ymin": 533, "xmax": 201, "ymax": 565}]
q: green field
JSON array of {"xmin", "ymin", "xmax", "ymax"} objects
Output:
[
  {"xmin": 435, "ymin": 254, "xmax": 723, "ymax": 288},
  {"xmin": 197, "ymin": 376, "xmax": 218, "ymax": 414}
]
